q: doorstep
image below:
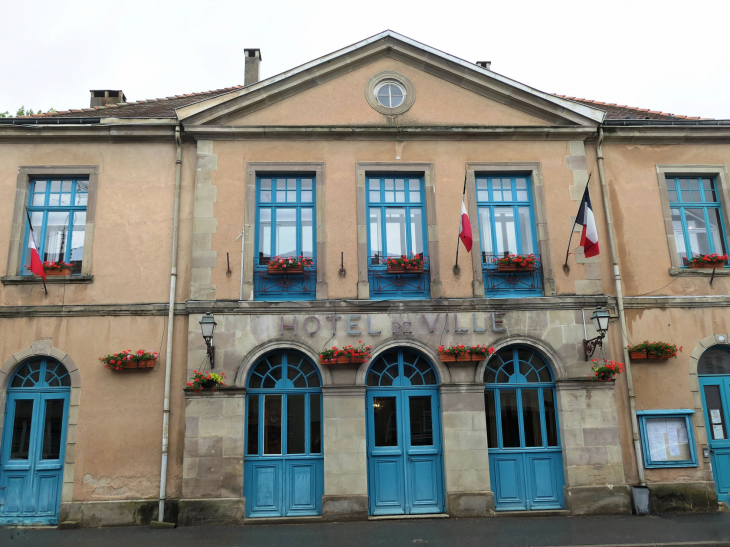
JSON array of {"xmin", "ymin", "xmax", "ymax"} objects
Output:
[
  {"xmin": 494, "ymin": 509, "xmax": 570, "ymax": 518},
  {"xmin": 368, "ymin": 513, "xmax": 449, "ymax": 521},
  {"xmin": 244, "ymin": 516, "xmax": 323, "ymax": 525}
]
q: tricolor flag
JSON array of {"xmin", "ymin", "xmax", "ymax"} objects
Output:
[
  {"xmin": 575, "ymin": 184, "xmax": 599, "ymax": 258},
  {"xmin": 25, "ymin": 209, "xmax": 47, "ymax": 285},
  {"xmin": 459, "ymin": 199, "xmax": 472, "ymax": 252}
]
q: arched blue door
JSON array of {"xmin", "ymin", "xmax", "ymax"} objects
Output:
[
  {"xmin": 484, "ymin": 346, "xmax": 564, "ymax": 511},
  {"xmin": 366, "ymin": 349, "xmax": 444, "ymax": 515},
  {"xmin": 698, "ymin": 347, "xmax": 730, "ymax": 504},
  {"xmin": 244, "ymin": 350, "xmax": 323, "ymax": 518},
  {"xmin": 0, "ymin": 359, "xmax": 71, "ymax": 525}
]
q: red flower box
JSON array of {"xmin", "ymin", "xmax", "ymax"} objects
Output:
[
  {"xmin": 387, "ymin": 264, "xmax": 424, "ymax": 274},
  {"xmin": 688, "ymin": 261, "xmax": 725, "ymax": 269},
  {"xmin": 268, "ymin": 264, "xmax": 304, "ymax": 275}
]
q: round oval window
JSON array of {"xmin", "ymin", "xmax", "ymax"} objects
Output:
[{"xmin": 375, "ymin": 81, "xmax": 406, "ymax": 108}]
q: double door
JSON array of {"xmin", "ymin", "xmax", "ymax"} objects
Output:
[
  {"xmin": 0, "ymin": 391, "xmax": 69, "ymax": 525},
  {"xmin": 700, "ymin": 376, "xmax": 730, "ymax": 503},
  {"xmin": 366, "ymin": 389, "xmax": 444, "ymax": 515}
]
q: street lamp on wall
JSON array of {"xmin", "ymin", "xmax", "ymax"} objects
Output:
[
  {"xmin": 584, "ymin": 306, "xmax": 610, "ymax": 359},
  {"xmin": 199, "ymin": 312, "xmax": 217, "ymax": 368}
]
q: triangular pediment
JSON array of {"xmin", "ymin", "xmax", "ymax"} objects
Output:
[{"xmin": 178, "ymin": 31, "xmax": 604, "ymax": 128}]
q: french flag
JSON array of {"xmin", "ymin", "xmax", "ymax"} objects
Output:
[
  {"xmin": 459, "ymin": 199, "xmax": 472, "ymax": 252},
  {"xmin": 25, "ymin": 210, "xmax": 46, "ymax": 283},
  {"xmin": 575, "ymin": 185, "xmax": 599, "ymax": 258}
]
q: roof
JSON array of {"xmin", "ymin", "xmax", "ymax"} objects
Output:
[{"xmin": 555, "ymin": 95, "xmax": 702, "ymax": 121}]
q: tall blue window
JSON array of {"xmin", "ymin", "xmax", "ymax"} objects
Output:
[
  {"xmin": 666, "ymin": 177, "xmax": 728, "ymax": 266},
  {"xmin": 22, "ymin": 179, "xmax": 88, "ymax": 275},
  {"xmin": 254, "ymin": 175, "xmax": 316, "ymax": 300},
  {"xmin": 476, "ymin": 175, "xmax": 541, "ymax": 297},
  {"xmin": 366, "ymin": 175, "xmax": 429, "ymax": 299}
]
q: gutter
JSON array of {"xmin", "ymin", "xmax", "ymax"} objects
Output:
[
  {"xmin": 0, "ymin": 117, "xmax": 102, "ymax": 124},
  {"xmin": 595, "ymin": 126, "xmax": 646, "ymax": 487},
  {"xmin": 158, "ymin": 124, "xmax": 183, "ymax": 523}
]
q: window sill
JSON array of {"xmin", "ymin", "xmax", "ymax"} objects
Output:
[
  {"xmin": 669, "ymin": 268, "xmax": 730, "ymax": 276},
  {"xmin": 1, "ymin": 275, "xmax": 93, "ymax": 285}
]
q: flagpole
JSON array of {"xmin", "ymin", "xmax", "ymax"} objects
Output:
[
  {"xmin": 26, "ymin": 207, "xmax": 47, "ymax": 295},
  {"xmin": 454, "ymin": 174, "xmax": 467, "ymax": 273},
  {"xmin": 563, "ymin": 173, "xmax": 592, "ymax": 273}
]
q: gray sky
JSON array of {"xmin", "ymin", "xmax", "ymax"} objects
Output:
[{"xmin": 2, "ymin": 0, "xmax": 729, "ymax": 119}]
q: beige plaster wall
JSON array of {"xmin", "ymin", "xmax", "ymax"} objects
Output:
[
  {"xmin": 0, "ymin": 315, "xmax": 189, "ymax": 501},
  {"xmin": 228, "ymin": 57, "xmax": 552, "ymax": 127},
  {"xmin": 602, "ymin": 142, "xmax": 730, "ymax": 296},
  {"xmin": 209, "ymin": 139, "xmax": 607, "ymax": 300},
  {"xmin": 0, "ymin": 142, "xmax": 196, "ymax": 306}
]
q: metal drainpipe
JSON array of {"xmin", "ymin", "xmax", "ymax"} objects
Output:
[
  {"xmin": 596, "ymin": 126, "xmax": 646, "ymax": 486},
  {"xmin": 158, "ymin": 125, "xmax": 183, "ymax": 521}
]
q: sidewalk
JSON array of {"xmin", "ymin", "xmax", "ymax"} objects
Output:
[{"xmin": 3, "ymin": 512, "xmax": 730, "ymax": 547}]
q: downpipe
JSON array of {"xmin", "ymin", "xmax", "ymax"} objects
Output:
[
  {"xmin": 158, "ymin": 125, "xmax": 183, "ymax": 522},
  {"xmin": 596, "ymin": 128, "xmax": 648, "ymax": 497}
]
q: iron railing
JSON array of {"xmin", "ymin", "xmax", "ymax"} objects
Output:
[
  {"xmin": 368, "ymin": 254, "xmax": 430, "ymax": 299},
  {"xmin": 481, "ymin": 252, "xmax": 543, "ymax": 296},
  {"xmin": 254, "ymin": 256, "xmax": 316, "ymax": 301}
]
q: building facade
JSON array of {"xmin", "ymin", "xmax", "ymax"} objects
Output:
[{"xmin": 0, "ymin": 31, "xmax": 728, "ymax": 526}]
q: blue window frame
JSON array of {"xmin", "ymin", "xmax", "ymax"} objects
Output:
[
  {"xmin": 254, "ymin": 175, "xmax": 316, "ymax": 300},
  {"xmin": 22, "ymin": 179, "xmax": 88, "ymax": 275},
  {"xmin": 366, "ymin": 174, "xmax": 429, "ymax": 299},
  {"xmin": 476, "ymin": 175, "xmax": 542, "ymax": 297},
  {"xmin": 637, "ymin": 410, "xmax": 698, "ymax": 468},
  {"xmin": 666, "ymin": 176, "xmax": 728, "ymax": 266}
]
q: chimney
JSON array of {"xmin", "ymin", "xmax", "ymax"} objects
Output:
[
  {"xmin": 476, "ymin": 61, "xmax": 491, "ymax": 70},
  {"xmin": 244, "ymin": 49, "xmax": 262, "ymax": 86},
  {"xmin": 89, "ymin": 90, "xmax": 126, "ymax": 108}
]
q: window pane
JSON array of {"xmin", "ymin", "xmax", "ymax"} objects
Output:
[
  {"xmin": 276, "ymin": 179, "xmax": 286, "ymax": 202},
  {"xmin": 287, "ymin": 395, "xmax": 306, "ymax": 455},
  {"xmin": 384, "ymin": 178, "xmax": 395, "ymax": 203},
  {"xmin": 61, "ymin": 180, "xmax": 72, "ymax": 192},
  {"xmin": 50, "ymin": 180, "xmax": 61, "ymax": 192},
  {"xmin": 310, "ymin": 394, "xmax": 322, "ymax": 454},
  {"xmin": 395, "ymin": 179, "xmax": 405, "ymax": 202},
  {"xmin": 264, "ymin": 395, "xmax": 282, "ymax": 454},
  {"xmin": 35, "ymin": 180, "xmax": 47, "ymax": 193},
  {"xmin": 518, "ymin": 207, "xmax": 534, "ymax": 255},
  {"xmin": 704, "ymin": 385, "xmax": 727, "ymax": 440},
  {"xmin": 689, "ymin": 179, "xmax": 701, "ymax": 202},
  {"xmin": 260, "ymin": 179, "xmax": 271, "ymax": 202},
  {"xmin": 409, "ymin": 179, "xmax": 421, "ymax": 203},
  {"xmin": 374, "ymin": 397, "xmax": 398, "ymax": 447},
  {"xmin": 410, "ymin": 209, "xmax": 424, "ymax": 256},
  {"xmin": 33, "ymin": 192, "xmax": 46, "ymax": 206},
  {"xmin": 258, "ymin": 209, "xmax": 271, "ymax": 263},
  {"xmin": 247, "ymin": 395, "xmax": 259, "ymax": 455},
  {"xmin": 59, "ymin": 193, "xmax": 71, "ymax": 206},
  {"xmin": 44, "ymin": 212, "xmax": 70, "ymax": 263},
  {"xmin": 502, "ymin": 178, "xmax": 512, "ymax": 201},
  {"xmin": 69, "ymin": 211, "xmax": 85, "ymax": 273},
  {"xmin": 679, "ymin": 179, "xmax": 691, "ymax": 202},
  {"xmin": 698, "ymin": 349, "xmax": 730, "ymax": 375},
  {"xmin": 708, "ymin": 209, "xmax": 726, "ymax": 256},
  {"xmin": 494, "ymin": 207, "xmax": 517, "ymax": 255},
  {"xmin": 41, "ymin": 399, "xmax": 64, "ymax": 460},
  {"xmin": 275, "ymin": 209, "xmax": 297, "ymax": 257},
  {"xmin": 49, "ymin": 193, "xmax": 60, "ymax": 206},
  {"xmin": 666, "ymin": 178, "xmax": 678, "ymax": 203},
  {"xmin": 287, "ymin": 178, "xmax": 296, "ymax": 202},
  {"xmin": 493, "ymin": 179, "xmax": 503, "ymax": 201},
  {"xmin": 500, "ymin": 390, "xmax": 521, "ymax": 448},
  {"xmin": 409, "ymin": 396, "xmax": 433, "ymax": 446},
  {"xmin": 522, "ymin": 389, "xmax": 542, "ymax": 448},
  {"xmin": 385, "ymin": 208, "xmax": 407, "ymax": 256},
  {"xmin": 478, "ymin": 207, "xmax": 493, "ymax": 260},
  {"xmin": 301, "ymin": 208, "xmax": 313, "ymax": 258},
  {"xmin": 543, "ymin": 389, "xmax": 558, "ymax": 446},
  {"xmin": 485, "ymin": 390, "xmax": 498, "ymax": 448},
  {"xmin": 685, "ymin": 208, "xmax": 711, "ymax": 256},
  {"xmin": 702, "ymin": 179, "xmax": 716, "ymax": 202},
  {"xmin": 10, "ymin": 399, "xmax": 34, "ymax": 459},
  {"xmin": 369, "ymin": 208, "xmax": 382, "ymax": 261},
  {"xmin": 672, "ymin": 209, "xmax": 687, "ymax": 265},
  {"xmin": 515, "ymin": 178, "xmax": 528, "ymax": 201},
  {"xmin": 301, "ymin": 178, "xmax": 313, "ymax": 202},
  {"xmin": 476, "ymin": 179, "xmax": 489, "ymax": 201}
]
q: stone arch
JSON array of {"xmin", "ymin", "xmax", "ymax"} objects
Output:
[
  {"xmin": 355, "ymin": 337, "xmax": 450, "ymax": 386},
  {"xmin": 687, "ymin": 334, "xmax": 730, "ymax": 451},
  {"xmin": 234, "ymin": 339, "xmax": 333, "ymax": 387},
  {"xmin": 474, "ymin": 334, "xmax": 567, "ymax": 384},
  {"xmin": 0, "ymin": 339, "xmax": 81, "ymax": 518}
]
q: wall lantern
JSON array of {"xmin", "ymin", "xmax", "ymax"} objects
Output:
[
  {"xmin": 199, "ymin": 312, "xmax": 217, "ymax": 368},
  {"xmin": 584, "ymin": 306, "xmax": 610, "ymax": 359}
]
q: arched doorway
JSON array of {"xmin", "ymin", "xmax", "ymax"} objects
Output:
[
  {"xmin": 0, "ymin": 358, "xmax": 71, "ymax": 525},
  {"xmin": 484, "ymin": 346, "xmax": 564, "ymax": 511},
  {"xmin": 365, "ymin": 348, "xmax": 444, "ymax": 515},
  {"xmin": 243, "ymin": 350, "xmax": 323, "ymax": 518},
  {"xmin": 698, "ymin": 347, "xmax": 730, "ymax": 504}
]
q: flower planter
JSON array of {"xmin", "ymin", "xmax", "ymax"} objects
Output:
[
  {"xmin": 267, "ymin": 265, "xmax": 304, "ymax": 275},
  {"xmin": 439, "ymin": 354, "xmax": 486, "ymax": 362},
  {"xmin": 105, "ymin": 359, "xmax": 156, "ymax": 371},
  {"xmin": 496, "ymin": 264, "xmax": 534, "ymax": 273},
  {"xmin": 44, "ymin": 268, "xmax": 72, "ymax": 276},
  {"xmin": 387, "ymin": 265, "xmax": 424, "ymax": 274},
  {"xmin": 689, "ymin": 261, "xmax": 725, "ymax": 269},
  {"xmin": 320, "ymin": 355, "xmax": 368, "ymax": 365},
  {"xmin": 629, "ymin": 351, "xmax": 647, "ymax": 360}
]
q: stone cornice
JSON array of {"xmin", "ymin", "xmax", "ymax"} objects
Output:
[
  {"xmin": 622, "ymin": 295, "xmax": 730, "ymax": 309},
  {"xmin": 0, "ymin": 124, "xmax": 178, "ymax": 143},
  {"xmin": 0, "ymin": 303, "xmax": 187, "ymax": 318},
  {"xmin": 183, "ymin": 125, "xmax": 597, "ymax": 141},
  {"xmin": 600, "ymin": 125, "xmax": 730, "ymax": 144}
]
